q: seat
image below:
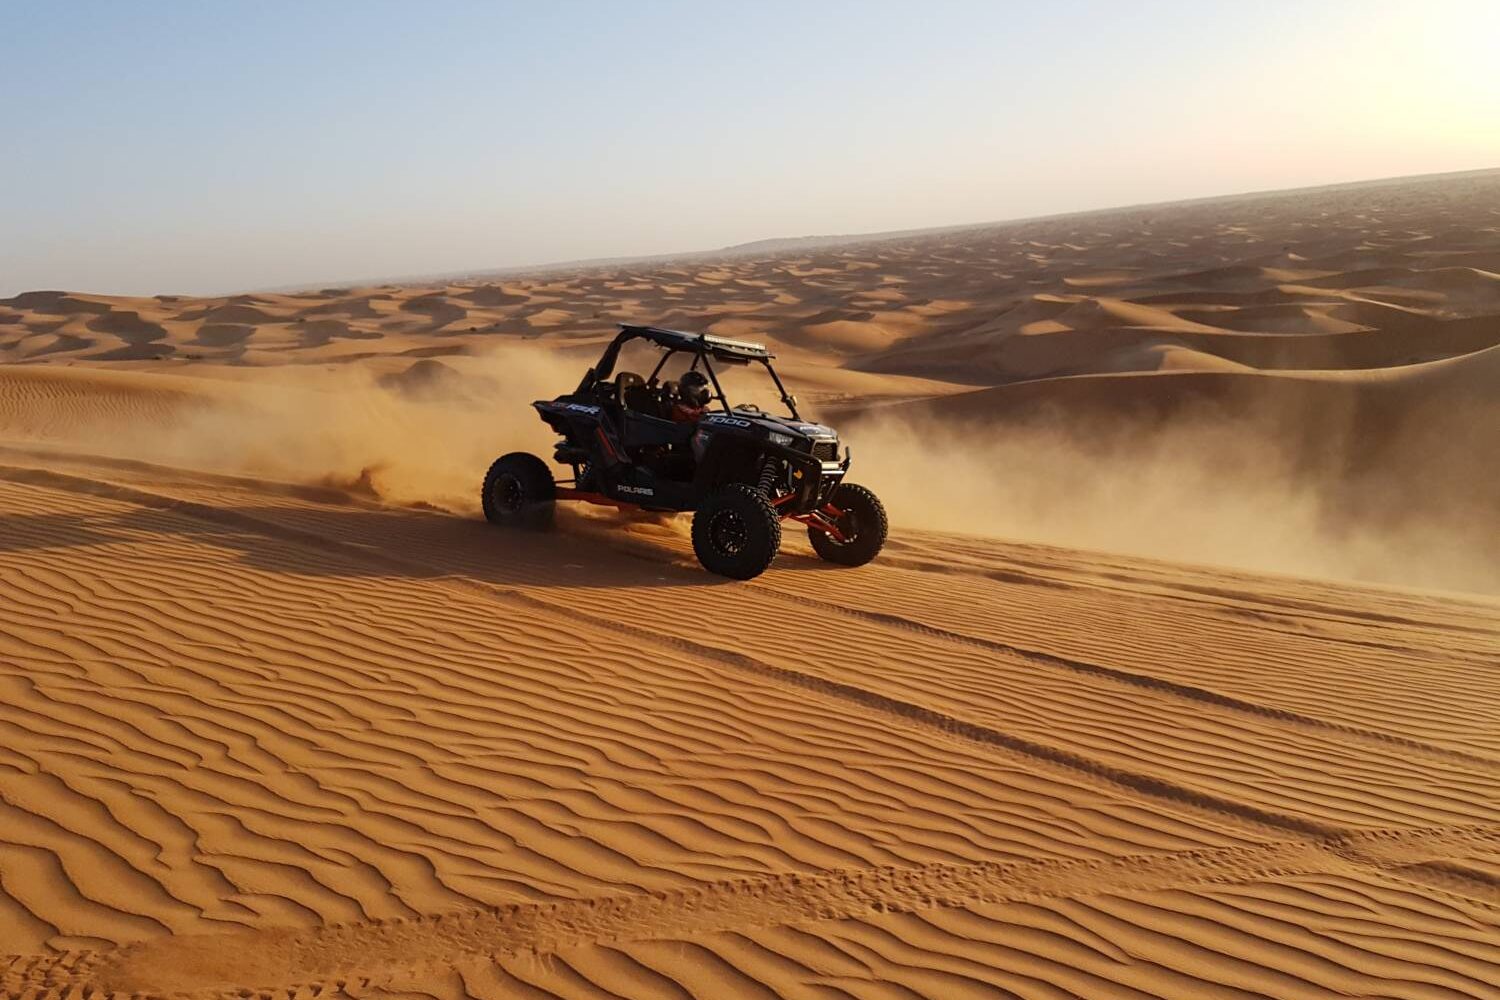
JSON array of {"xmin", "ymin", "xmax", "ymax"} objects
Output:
[
  {"xmin": 608, "ymin": 371, "xmax": 647, "ymax": 412},
  {"xmin": 620, "ymin": 372, "xmax": 676, "ymax": 420},
  {"xmin": 625, "ymin": 383, "xmax": 660, "ymax": 416}
]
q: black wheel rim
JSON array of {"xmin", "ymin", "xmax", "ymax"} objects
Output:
[
  {"xmin": 708, "ymin": 509, "xmax": 748, "ymax": 556},
  {"xmin": 494, "ymin": 473, "xmax": 525, "ymax": 513},
  {"xmin": 828, "ymin": 508, "xmax": 859, "ymax": 545}
]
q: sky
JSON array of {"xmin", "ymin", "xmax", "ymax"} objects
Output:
[{"xmin": 2, "ymin": 0, "xmax": 1498, "ymax": 297}]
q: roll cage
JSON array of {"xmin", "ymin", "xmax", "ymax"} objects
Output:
[{"xmin": 579, "ymin": 324, "xmax": 801, "ymax": 419}]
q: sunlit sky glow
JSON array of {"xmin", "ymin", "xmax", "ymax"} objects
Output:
[{"xmin": 3, "ymin": 0, "xmax": 1497, "ymax": 296}]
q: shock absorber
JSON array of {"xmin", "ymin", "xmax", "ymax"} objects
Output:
[{"xmin": 756, "ymin": 458, "xmax": 780, "ymax": 497}]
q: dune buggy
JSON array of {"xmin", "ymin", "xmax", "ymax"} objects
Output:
[{"xmin": 482, "ymin": 323, "xmax": 887, "ymax": 579}]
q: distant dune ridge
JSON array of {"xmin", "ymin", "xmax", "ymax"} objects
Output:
[{"xmin": 1, "ymin": 171, "xmax": 1500, "ymax": 997}]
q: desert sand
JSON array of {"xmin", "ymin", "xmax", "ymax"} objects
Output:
[{"xmin": 1, "ymin": 170, "xmax": 1499, "ymax": 997}]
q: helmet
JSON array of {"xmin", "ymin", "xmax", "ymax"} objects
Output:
[{"xmin": 679, "ymin": 369, "xmax": 712, "ymax": 408}]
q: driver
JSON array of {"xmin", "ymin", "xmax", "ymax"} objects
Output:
[{"xmin": 671, "ymin": 369, "xmax": 713, "ymax": 424}]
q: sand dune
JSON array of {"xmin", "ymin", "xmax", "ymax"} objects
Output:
[
  {"xmin": 6, "ymin": 171, "xmax": 1496, "ymax": 379},
  {"xmin": 2, "ymin": 170, "xmax": 1500, "ymax": 997}
]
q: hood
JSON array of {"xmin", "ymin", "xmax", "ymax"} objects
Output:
[{"xmin": 700, "ymin": 409, "xmax": 839, "ymax": 442}]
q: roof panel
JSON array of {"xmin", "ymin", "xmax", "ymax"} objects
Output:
[{"xmin": 618, "ymin": 324, "xmax": 771, "ymax": 359}]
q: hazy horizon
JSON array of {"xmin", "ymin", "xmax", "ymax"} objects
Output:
[
  {"xmin": 5, "ymin": 0, "xmax": 1498, "ymax": 298},
  {"xmin": 256, "ymin": 165, "xmax": 1500, "ymax": 291}
]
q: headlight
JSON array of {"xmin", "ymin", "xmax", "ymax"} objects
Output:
[{"xmin": 767, "ymin": 431, "xmax": 794, "ymax": 448}]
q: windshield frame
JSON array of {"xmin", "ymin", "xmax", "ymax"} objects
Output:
[{"xmin": 645, "ymin": 347, "xmax": 801, "ymax": 420}]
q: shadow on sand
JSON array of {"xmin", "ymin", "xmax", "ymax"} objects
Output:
[{"xmin": 0, "ymin": 469, "xmax": 842, "ymax": 591}]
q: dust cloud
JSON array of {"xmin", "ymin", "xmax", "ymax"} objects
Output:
[
  {"xmin": 58, "ymin": 347, "xmax": 580, "ymax": 513},
  {"xmin": 838, "ymin": 405, "xmax": 1500, "ymax": 595},
  {"xmin": 15, "ymin": 347, "xmax": 1495, "ymax": 595}
]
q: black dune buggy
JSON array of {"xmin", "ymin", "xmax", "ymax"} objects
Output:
[{"xmin": 482, "ymin": 323, "xmax": 887, "ymax": 579}]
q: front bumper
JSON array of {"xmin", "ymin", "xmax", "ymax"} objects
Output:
[
  {"xmin": 726, "ymin": 435, "xmax": 848, "ymax": 514},
  {"xmin": 777, "ymin": 448, "xmax": 849, "ymax": 512}
]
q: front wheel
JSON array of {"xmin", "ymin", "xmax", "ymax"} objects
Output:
[
  {"xmin": 692, "ymin": 483, "xmax": 782, "ymax": 580},
  {"xmin": 809, "ymin": 483, "xmax": 887, "ymax": 567},
  {"xmin": 482, "ymin": 452, "xmax": 555, "ymax": 528}
]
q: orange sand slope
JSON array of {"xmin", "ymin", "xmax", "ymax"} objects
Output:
[
  {"xmin": 3, "ymin": 170, "xmax": 1500, "ymax": 996},
  {"xmin": 0, "ymin": 454, "xmax": 1498, "ymax": 997}
]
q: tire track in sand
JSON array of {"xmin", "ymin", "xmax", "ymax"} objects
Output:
[
  {"xmin": 741, "ymin": 575, "xmax": 1500, "ymax": 774},
  {"xmin": 9, "ymin": 454, "xmax": 1495, "ymax": 772},
  {"xmin": 6, "ymin": 823, "xmax": 1499, "ymax": 998},
  {"xmin": 0, "ymin": 464, "xmax": 1350, "ymax": 842},
  {"xmin": 8, "ymin": 462, "xmax": 1498, "ymax": 847}
]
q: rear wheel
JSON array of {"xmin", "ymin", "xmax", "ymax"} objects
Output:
[
  {"xmin": 809, "ymin": 483, "xmax": 887, "ymax": 566},
  {"xmin": 692, "ymin": 483, "xmax": 781, "ymax": 580},
  {"xmin": 482, "ymin": 452, "xmax": 555, "ymax": 528}
]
